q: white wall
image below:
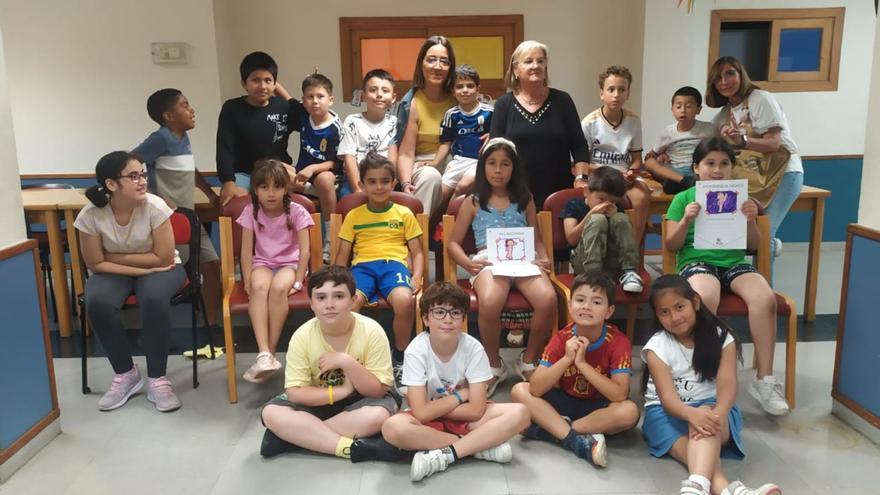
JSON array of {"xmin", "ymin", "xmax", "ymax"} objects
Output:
[
  {"xmin": 0, "ymin": 24, "xmax": 26, "ymax": 248},
  {"xmin": 214, "ymin": 0, "xmax": 646, "ymax": 159},
  {"xmin": 641, "ymin": 0, "xmax": 875, "ymax": 157},
  {"xmin": 0, "ymin": 0, "xmax": 223, "ymax": 175},
  {"xmin": 859, "ymin": 16, "xmax": 880, "ymax": 229}
]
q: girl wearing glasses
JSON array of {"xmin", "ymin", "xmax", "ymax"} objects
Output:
[{"xmin": 75, "ymin": 151, "xmax": 185, "ymax": 412}]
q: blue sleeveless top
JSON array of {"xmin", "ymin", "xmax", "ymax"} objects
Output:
[{"xmin": 472, "ymin": 200, "xmax": 528, "ymax": 249}]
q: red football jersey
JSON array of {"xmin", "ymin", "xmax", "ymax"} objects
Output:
[{"xmin": 539, "ymin": 322, "xmax": 632, "ymax": 400}]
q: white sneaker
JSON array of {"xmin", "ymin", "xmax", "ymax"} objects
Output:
[
  {"xmin": 680, "ymin": 480, "xmax": 710, "ymax": 495},
  {"xmin": 772, "ymin": 238, "xmax": 783, "ymax": 258},
  {"xmin": 513, "ymin": 351, "xmax": 537, "ymax": 382},
  {"xmin": 487, "ymin": 359, "xmax": 509, "ymax": 398},
  {"xmin": 506, "ymin": 330, "xmax": 524, "ymax": 347},
  {"xmin": 322, "ymin": 242, "xmax": 331, "ymax": 264},
  {"xmin": 243, "ymin": 352, "xmax": 281, "ymax": 383},
  {"xmin": 473, "ymin": 442, "xmax": 512, "ymax": 463},
  {"xmin": 749, "ymin": 376, "xmax": 790, "ymax": 416},
  {"xmin": 411, "ymin": 449, "xmax": 449, "ymax": 481},
  {"xmin": 590, "ymin": 433, "xmax": 607, "ymax": 467},
  {"xmin": 726, "ymin": 480, "xmax": 782, "ymax": 495},
  {"xmin": 619, "ymin": 270, "xmax": 644, "ymax": 293}
]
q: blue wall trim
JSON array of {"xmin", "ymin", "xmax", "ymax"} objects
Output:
[{"xmin": 0, "ymin": 248, "xmax": 53, "ymax": 449}]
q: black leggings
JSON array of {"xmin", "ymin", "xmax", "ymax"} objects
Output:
[{"xmin": 85, "ymin": 266, "xmax": 185, "ymax": 378}]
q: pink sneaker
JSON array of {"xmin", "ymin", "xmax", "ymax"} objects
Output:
[
  {"xmin": 243, "ymin": 352, "xmax": 282, "ymax": 383},
  {"xmin": 146, "ymin": 377, "xmax": 181, "ymax": 412},
  {"xmin": 97, "ymin": 364, "xmax": 144, "ymax": 411}
]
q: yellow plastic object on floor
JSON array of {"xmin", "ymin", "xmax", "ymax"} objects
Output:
[{"xmin": 183, "ymin": 344, "xmax": 224, "ymax": 360}]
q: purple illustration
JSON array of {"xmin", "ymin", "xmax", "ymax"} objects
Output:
[{"xmin": 706, "ymin": 190, "xmax": 737, "ymax": 215}]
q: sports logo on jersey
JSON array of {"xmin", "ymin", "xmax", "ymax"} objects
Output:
[
  {"xmin": 477, "ymin": 115, "xmax": 485, "ymax": 126},
  {"xmin": 456, "ymin": 119, "xmax": 465, "ymax": 125},
  {"xmin": 320, "ymin": 138, "xmax": 328, "ymax": 153},
  {"xmin": 387, "ymin": 220, "xmax": 401, "ymax": 229}
]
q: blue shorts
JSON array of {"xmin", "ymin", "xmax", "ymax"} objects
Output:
[
  {"xmin": 351, "ymin": 260, "xmax": 412, "ymax": 305},
  {"xmin": 542, "ymin": 388, "xmax": 611, "ymax": 421},
  {"xmin": 234, "ymin": 172, "xmax": 251, "ymax": 190},
  {"xmin": 642, "ymin": 398, "xmax": 745, "ymax": 459}
]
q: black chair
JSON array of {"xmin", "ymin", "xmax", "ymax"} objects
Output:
[{"xmin": 78, "ymin": 207, "xmax": 214, "ymax": 394}]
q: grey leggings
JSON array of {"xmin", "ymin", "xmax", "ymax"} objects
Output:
[{"xmin": 85, "ymin": 266, "xmax": 185, "ymax": 378}]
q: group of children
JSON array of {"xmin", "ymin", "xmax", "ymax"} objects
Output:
[{"xmin": 119, "ymin": 50, "xmax": 790, "ymax": 494}]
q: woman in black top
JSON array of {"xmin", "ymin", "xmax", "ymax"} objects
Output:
[{"xmin": 490, "ymin": 40, "xmax": 589, "ymax": 207}]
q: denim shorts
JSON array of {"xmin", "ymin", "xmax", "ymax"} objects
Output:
[
  {"xmin": 680, "ymin": 262, "xmax": 757, "ymax": 291},
  {"xmin": 642, "ymin": 399, "xmax": 745, "ymax": 459}
]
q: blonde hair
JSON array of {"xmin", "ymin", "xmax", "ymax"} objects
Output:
[{"xmin": 504, "ymin": 40, "xmax": 549, "ymax": 92}]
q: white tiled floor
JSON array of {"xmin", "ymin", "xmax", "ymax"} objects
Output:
[{"xmin": 3, "ymin": 341, "xmax": 878, "ymax": 495}]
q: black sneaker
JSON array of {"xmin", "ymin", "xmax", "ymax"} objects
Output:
[
  {"xmin": 350, "ymin": 435, "xmax": 407, "ymax": 463},
  {"xmin": 392, "ymin": 360, "xmax": 407, "ymax": 396},
  {"xmin": 260, "ymin": 429, "xmax": 299, "ymax": 458}
]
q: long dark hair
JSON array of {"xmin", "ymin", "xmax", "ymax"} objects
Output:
[
  {"xmin": 250, "ymin": 159, "xmax": 293, "ymax": 230},
  {"xmin": 472, "ymin": 137, "xmax": 532, "ymax": 213},
  {"xmin": 411, "ymin": 35, "xmax": 456, "ymax": 93},
  {"xmin": 84, "ymin": 151, "xmax": 138, "ymax": 207},
  {"xmin": 641, "ymin": 275, "xmax": 742, "ymax": 393},
  {"xmin": 692, "ymin": 137, "xmax": 737, "ymax": 168}
]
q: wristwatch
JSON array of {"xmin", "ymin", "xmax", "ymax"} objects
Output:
[{"xmin": 740, "ymin": 134, "xmax": 749, "ymax": 149}]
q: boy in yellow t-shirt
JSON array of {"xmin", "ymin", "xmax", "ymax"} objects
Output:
[
  {"xmin": 334, "ymin": 152, "xmax": 425, "ymax": 393},
  {"xmin": 260, "ymin": 266, "xmax": 401, "ymax": 461}
]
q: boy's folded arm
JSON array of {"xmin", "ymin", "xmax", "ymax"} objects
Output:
[
  {"xmin": 342, "ymin": 358, "xmax": 387, "ymax": 397},
  {"xmin": 442, "ymin": 382, "xmax": 488, "ymax": 422},
  {"xmin": 285, "ymin": 385, "xmax": 347, "ymax": 407},
  {"xmin": 563, "ymin": 217, "xmax": 585, "ymax": 246},
  {"xmin": 406, "ymin": 385, "xmax": 460, "ymax": 423}
]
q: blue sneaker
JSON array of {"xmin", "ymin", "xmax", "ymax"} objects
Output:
[{"xmin": 565, "ymin": 433, "xmax": 606, "ymax": 467}]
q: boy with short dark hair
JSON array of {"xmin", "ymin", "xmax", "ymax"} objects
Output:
[
  {"xmin": 561, "ymin": 166, "xmax": 643, "ymax": 292},
  {"xmin": 645, "ymin": 86, "xmax": 716, "ymax": 195},
  {"xmin": 511, "ymin": 271, "xmax": 640, "ymax": 468},
  {"xmin": 434, "ymin": 64, "xmax": 493, "ymax": 202},
  {"xmin": 132, "ymin": 88, "xmax": 221, "ymax": 328},
  {"xmin": 216, "ymin": 51, "xmax": 297, "ymax": 205},
  {"xmin": 289, "ymin": 72, "xmax": 344, "ymax": 257},
  {"xmin": 381, "ymin": 281, "xmax": 530, "ymax": 481},
  {"xmin": 334, "ymin": 153, "xmax": 424, "ymax": 392},
  {"xmin": 260, "ymin": 265, "xmax": 399, "ymax": 460},
  {"xmin": 337, "ymin": 69, "xmax": 398, "ymax": 195},
  {"xmin": 581, "ymin": 65, "xmax": 650, "ymax": 244}
]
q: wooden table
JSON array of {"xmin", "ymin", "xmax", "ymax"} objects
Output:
[
  {"xmin": 21, "ymin": 188, "xmax": 219, "ymax": 337},
  {"xmin": 648, "ymin": 185, "xmax": 830, "ymax": 322}
]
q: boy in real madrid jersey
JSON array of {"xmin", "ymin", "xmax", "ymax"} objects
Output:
[
  {"xmin": 511, "ymin": 271, "xmax": 639, "ymax": 468},
  {"xmin": 433, "ymin": 65, "xmax": 493, "ymax": 204},
  {"xmin": 335, "ymin": 152, "xmax": 425, "ymax": 392},
  {"xmin": 289, "ymin": 73, "xmax": 344, "ymax": 252}
]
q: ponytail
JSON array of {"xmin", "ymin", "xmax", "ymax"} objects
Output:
[{"xmin": 85, "ymin": 184, "xmax": 110, "ymax": 207}]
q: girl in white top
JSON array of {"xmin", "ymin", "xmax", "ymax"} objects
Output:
[
  {"xmin": 641, "ymin": 275, "xmax": 780, "ymax": 495},
  {"xmin": 74, "ymin": 151, "xmax": 185, "ymax": 413},
  {"xmin": 706, "ymin": 56, "xmax": 803, "ymax": 263}
]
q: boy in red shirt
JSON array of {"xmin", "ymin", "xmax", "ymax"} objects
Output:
[{"xmin": 511, "ymin": 271, "xmax": 639, "ymax": 467}]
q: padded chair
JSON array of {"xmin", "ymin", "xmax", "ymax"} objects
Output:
[
  {"xmin": 219, "ymin": 194, "xmax": 322, "ymax": 403},
  {"xmin": 79, "ymin": 207, "xmax": 211, "ymax": 394},
  {"xmin": 441, "ymin": 195, "xmax": 563, "ymax": 332},
  {"xmin": 328, "ymin": 192, "xmax": 429, "ymax": 332},
  {"xmin": 22, "ymin": 183, "xmax": 77, "ymax": 322},
  {"xmin": 542, "ymin": 188, "xmax": 651, "ymax": 340},
  {"xmin": 661, "ymin": 214, "xmax": 798, "ymax": 408}
]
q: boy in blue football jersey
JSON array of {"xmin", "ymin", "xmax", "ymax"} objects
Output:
[
  {"xmin": 434, "ymin": 65, "xmax": 493, "ymax": 204},
  {"xmin": 289, "ymin": 73, "xmax": 343, "ymax": 254}
]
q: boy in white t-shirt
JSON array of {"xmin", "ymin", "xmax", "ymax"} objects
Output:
[
  {"xmin": 381, "ymin": 282, "xmax": 530, "ymax": 482},
  {"xmin": 337, "ymin": 69, "xmax": 398, "ymax": 195},
  {"xmin": 581, "ymin": 65, "xmax": 650, "ymax": 243},
  {"xmin": 644, "ymin": 86, "xmax": 716, "ymax": 195}
]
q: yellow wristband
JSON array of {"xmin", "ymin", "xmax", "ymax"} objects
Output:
[{"xmin": 328, "ymin": 385, "xmax": 334, "ymax": 405}]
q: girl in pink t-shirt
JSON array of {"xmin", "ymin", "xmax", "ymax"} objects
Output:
[{"xmin": 236, "ymin": 160, "xmax": 314, "ymax": 383}]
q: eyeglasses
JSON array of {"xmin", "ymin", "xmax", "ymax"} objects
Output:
[
  {"xmin": 424, "ymin": 56, "xmax": 451, "ymax": 68},
  {"xmin": 117, "ymin": 171, "xmax": 149, "ymax": 183},
  {"xmin": 429, "ymin": 307, "xmax": 465, "ymax": 321}
]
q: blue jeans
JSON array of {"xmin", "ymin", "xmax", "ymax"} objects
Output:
[{"xmin": 766, "ymin": 169, "xmax": 804, "ymax": 281}]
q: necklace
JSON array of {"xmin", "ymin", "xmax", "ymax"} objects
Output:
[{"xmin": 518, "ymin": 87, "xmax": 547, "ymax": 106}]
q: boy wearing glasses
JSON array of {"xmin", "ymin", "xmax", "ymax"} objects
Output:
[{"xmin": 381, "ymin": 282, "xmax": 530, "ymax": 482}]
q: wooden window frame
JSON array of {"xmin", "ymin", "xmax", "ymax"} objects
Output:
[
  {"xmin": 339, "ymin": 15, "xmax": 524, "ymax": 102},
  {"xmin": 709, "ymin": 8, "xmax": 845, "ymax": 92}
]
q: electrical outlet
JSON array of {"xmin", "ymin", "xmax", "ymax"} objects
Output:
[{"xmin": 151, "ymin": 42, "xmax": 188, "ymax": 64}]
